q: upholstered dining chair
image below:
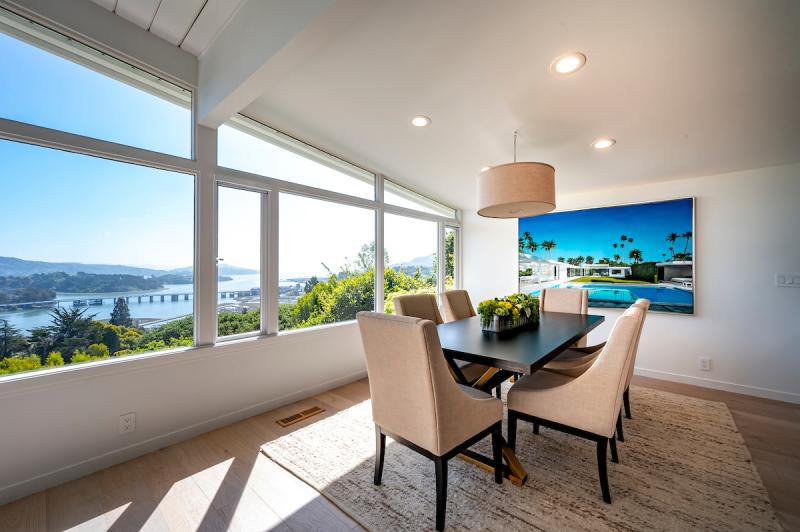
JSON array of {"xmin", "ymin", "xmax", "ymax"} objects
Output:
[
  {"xmin": 356, "ymin": 312, "xmax": 504, "ymax": 531},
  {"xmin": 543, "ymin": 298, "xmax": 650, "ymax": 441},
  {"xmin": 393, "ymin": 292, "xmax": 444, "ymax": 324},
  {"xmin": 539, "ymin": 287, "xmax": 589, "ymax": 347},
  {"xmin": 506, "ymin": 306, "xmax": 644, "ymax": 503},
  {"xmin": 439, "ymin": 290, "xmax": 500, "ymax": 396}
]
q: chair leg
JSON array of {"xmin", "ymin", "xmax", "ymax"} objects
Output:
[
  {"xmin": 596, "ymin": 438, "xmax": 611, "ymax": 503},
  {"xmin": 532, "ymin": 421, "xmax": 540, "ymax": 435},
  {"xmin": 494, "ymin": 385, "xmax": 501, "ymax": 399},
  {"xmin": 609, "ymin": 435, "xmax": 619, "ymax": 463},
  {"xmin": 374, "ymin": 426, "xmax": 386, "ymax": 485},
  {"xmin": 616, "ymin": 412, "xmax": 625, "ymax": 442},
  {"xmin": 434, "ymin": 457, "xmax": 448, "ymax": 531},
  {"xmin": 507, "ymin": 411, "xmax": 518, "ymax": 451},
  {"xmin": 623, "ymin": 387, "xmax": 632, "ymax": 419},
  {"xmin": 491, "ymin": 424, "xmax": 503, "ymax": 484}
]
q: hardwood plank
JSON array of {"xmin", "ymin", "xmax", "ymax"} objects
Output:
[{"xmin": 0, "ymin": 492, "xmax": 46, "ymax": 532}]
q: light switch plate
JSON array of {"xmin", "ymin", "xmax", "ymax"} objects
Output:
[{"xmin": 775, "ymin": 273, "xmax": 800, "ymax": 287}]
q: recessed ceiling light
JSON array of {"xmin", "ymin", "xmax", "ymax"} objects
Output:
[
  {"xmin": 480, "ymin": 166, "xmax": 490, "ymax": 172},
  {"xmin": 550, "ymin": 52, "xmax": 587, "ymax": 76},
  {"xmin": 411, "ymin": 115, "xmax": 431, "ymax": 127},
  {"xmin": 592, "ymin": 138, "xmax": 616, "ymax": 150}
]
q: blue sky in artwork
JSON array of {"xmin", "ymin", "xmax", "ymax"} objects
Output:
[{"xmin": 518, "ymin": 199, "xmax": 693, "ymax": 263}]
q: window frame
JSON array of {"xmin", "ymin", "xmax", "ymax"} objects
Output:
[{"xmin": 0, "ymin": 9, "xmax": 461, "ymax": 383}]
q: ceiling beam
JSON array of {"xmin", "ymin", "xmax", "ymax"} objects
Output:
[{"xmin": 197, "ymin": 0, "xmax": 334, "ymax": 128}]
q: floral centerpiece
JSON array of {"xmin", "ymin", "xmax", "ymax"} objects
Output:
[{"xmin": 476, "ymin": 293, "xmax": 539, "ymax": 333}]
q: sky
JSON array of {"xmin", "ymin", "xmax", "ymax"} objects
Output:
[
  {"xmin": 518, "ymin": 199, "xmax": 693, "ymax": 263},
  {"xmin": 0, "ymin": 30, "xmax": 437, "ymax": 277}
]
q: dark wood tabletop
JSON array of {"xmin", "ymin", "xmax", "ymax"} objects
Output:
[{"xmin": 437, "ymin": 311, "xmax": 605, "ymax": 375}]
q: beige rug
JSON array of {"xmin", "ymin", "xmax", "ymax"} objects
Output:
[{"xmin": 261, "ymin": 386, "xmax": 781, "ymax": 531}]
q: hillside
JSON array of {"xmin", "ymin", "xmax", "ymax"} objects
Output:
[{"xmin": 0, "ymin": 257, "xmax": 166, "ymax": 277}]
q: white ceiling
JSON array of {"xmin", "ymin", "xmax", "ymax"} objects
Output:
[
  {"xmin": 238, "ymin": 0, "xmax": 800, "ymax": 209},
  {"xmin": 90, "ymin": 0, "xmax": 245, "ymax": 56}
]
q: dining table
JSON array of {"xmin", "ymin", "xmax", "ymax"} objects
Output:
[{"xmin": 436, "ymin": 311, "xmax": 605, "ymax": 485}]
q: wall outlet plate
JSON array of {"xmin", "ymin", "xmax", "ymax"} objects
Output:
[
  {"xmin": 698, "ymin": 357, "xmax": 712, "ymax": 371},
  {"xmin": 119, "ymin": 412, "xmax": 136, "ymax": 434},
  {"xmin": 775, "ymin": 273, "xmax": 800, "ymax": 287}
]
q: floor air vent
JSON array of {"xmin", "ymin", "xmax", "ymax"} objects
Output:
[{"xmin": 276, "ymin": 406, "xmax": 325, "ymax": 427}]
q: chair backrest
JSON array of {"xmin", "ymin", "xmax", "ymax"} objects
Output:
[
  {"xmin": 356, "ymin": 311, "xmax": 471, "ymax": 455},
  {"xmin": 539, "ymin": 287, "xmax": 589, "ymax": 314},
  {"xmin": 440, "ymin": 290, "xmax": 476, "ymax": 322},
  {"xmin": 623, "ymin": 298, "xmax": 650, "ymax": 389},
  {"xmin": 571, "ymin": 306, "xmax": 644, "ymax": 437},
  {"xmin": 394, "ymin": 293, "xmax": 443, "ymax": 324}
]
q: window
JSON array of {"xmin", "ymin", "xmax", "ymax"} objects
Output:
[
  {"xmin": 445, "ymin": 226, "xmax": 458, "ymax": 291},
  {"xmin": 0, "ymin": 140, "xmax": 194, "ymax": 377},
  {"xmin": 217, "ymin": 186, "xmax": 263, "ymax": 338},
  {"xmin": 383, "ymin": 213, "xmax": 438, "ymax": 313},
  {"xmin": 0, "ymin": 9, "xmax": 192, "ymax": 158},
  {"xmin": 218, "ymin": 116, "xmax": 375, "ymax": 199},
  {"xmin": 385, "ymin": 179, "xmax": 456, "ymax": 218},
  {"xmin": 278, "ymin": 194, "xmax": 375, "ymax": 331}
]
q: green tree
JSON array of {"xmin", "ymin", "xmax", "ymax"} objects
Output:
[
  {"xmin": 355, "ymin": 241, "xmax": 389, "ymax": 271},
  {"xmin": 304, "ymin": 276, "xmax": 319, "ymax": 293},
  {"xmin": 557, "ymin": 256, "xmax": 565, "ymax": 263},
  {"xmin": 0, "ymin": 354, "xmax": 41, "ymax": 375},
  {"xmin": 629, "ymin": 249, "xmax": 643, "ymax": 264},
  {"xmin": 585, "ymin": 256, "xmax": 594, "ymax": 265},
  {"xmin": 681, "ymin": 230, "xmax": 693, "ymax": 257},
  {"xmin": 666, "ymin": 232, "xmax": 679, "ymax": 259},
  {"xmin": 0, "ymin": 319, "xmax": 28, "ymax": 358},
  {"xmin": 110, "ymin": 297, "xmax": 133, "ymax": 327}
]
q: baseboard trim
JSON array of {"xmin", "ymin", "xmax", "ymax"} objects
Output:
[
  {"xmin": 634, "ymin": 367, "xmax": 800, "ymax": 404},
  {"xmin": 0, "ymin": 369, "xmax": 367, "ymax": 506}
]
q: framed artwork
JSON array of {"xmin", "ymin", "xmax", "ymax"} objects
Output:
[{"xmin": 518, "ymin": 198, "xmax": 695, "ymax": 314}]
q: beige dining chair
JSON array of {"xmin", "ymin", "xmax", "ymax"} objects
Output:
[
  {"xmin": 506, "ymin": 306, "xmax": 644, "ymax": 503},
  {"xmin": 356, "ymin": 311, "xmax": 504, "ymax": 531},
  {"xmin": 539, "ymin": 287, "xmax": 589, "ymax": 347},
  {"xmin": 439, "ymin": 290, "xmax": 501, "ymax": 396},
  {"xmin": 544, "ymin": 298, "xmax": 650, "ymax": 441}
]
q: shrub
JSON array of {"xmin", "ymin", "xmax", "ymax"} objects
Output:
[{"xmin": 45, "ymin": 351, "xmax": 64, "ymax": 367}]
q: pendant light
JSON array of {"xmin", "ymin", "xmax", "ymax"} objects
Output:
[{"xmin": 477, "ymin": 130, "xmax": 556, "ymax": 218}]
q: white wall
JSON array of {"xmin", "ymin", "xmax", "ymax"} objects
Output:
[
  {"xmin": 0, "ymin": 324, "xmax": 366, "ymax": 505},
  {"xmin": 464, "ymin": 163, "xmax": 800, "ymax": 403}
]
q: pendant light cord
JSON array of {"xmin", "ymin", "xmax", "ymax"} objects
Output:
[{"xmin": 513, "ymin": 130, "xmax": 519, "ymax": 162}]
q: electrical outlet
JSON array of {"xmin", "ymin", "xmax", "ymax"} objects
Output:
[
  {"xmin": 775, "ymin": 273, "xmax": 800, "ymax": 287},
  {"xmin": 119, "ymin": 412, "xmax": 136, "ymax": 434},
  {"xmin": 698, "ymin": 357, "xmax": 712, "ymax": 371}
]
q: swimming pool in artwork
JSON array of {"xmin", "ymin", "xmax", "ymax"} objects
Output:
[{"xmin": 528, "ymin": 282, "xmax": 693, "ymax": 312}]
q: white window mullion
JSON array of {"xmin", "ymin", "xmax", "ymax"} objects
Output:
[
  {"xmin": 375, "ymin": 174, "xmax": 385, "ymax": 312},
  {"xmin": 194, "ymin": 125, "xmax": 217, "ymax": 346},
  {"xmin": 266, "ymin": 190, "xmax": 280, "ymax": 335}
]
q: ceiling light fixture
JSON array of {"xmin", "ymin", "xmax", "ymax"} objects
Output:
[
  {"xmin": 550, "ymin": 52, "xmax": 587, "ymax": 76},
  {"xmin": 592, "ymin": 138, "xmax": 616, "ymax": 150},
  {"xmin": 480, "ymin": 166, "xmax": 490, "ymax": 172},
  {"xmin": 411, "ymin": 115, "xmax": 431, "ymax": 127},
  {"xmin": 477, "ymin": 130, "xmax": 556, "ymax": 218}
]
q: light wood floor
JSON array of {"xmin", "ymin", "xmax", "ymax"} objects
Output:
[{"xmin": 1, "ymin": 376, "xmax": 798, "ymax": 532}]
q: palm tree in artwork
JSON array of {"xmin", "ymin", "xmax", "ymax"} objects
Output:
[
  {"xmin": 613, "ymin": 253, "xmax": 621, "ymax": 264},
  {"xmin": 575, "ymin": 255, "xmax": 585, "ymax": 265},
  {"xmin": 666, "ymin": 232, "xmax": 679, "ymax": 260},
  {"xmin": 600, "ymin": 257, "xmax": 610, "ymax": 264},
  {"xmin": 518, "ymin": 237, "xmax": 525, "ymax": 253},
  {"xmin": 629, "ymin": 249, "xmax": 643, "ymax": 264},
  {"xmin": 682, "ymin": 231, "xmax": 693, "ymax": 258},
  {"xmin": 522, "ymin": 231, "xmax": 537, "ymax": 255},
  {"xmin": 585, "ymin": 255, "xmax": 595, "ymax": 265},
  {"xmin": 557, "ymin": 256, "xmax": 566, "ymax": 263},
  {"xmin": 540, "ymin": 240, "xmax": 557, "ymax": 258}
]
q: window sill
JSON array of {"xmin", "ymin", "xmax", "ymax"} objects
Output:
[{"xmin": 0, "ymin": 320, "xmax": 360, "ymax": 397}]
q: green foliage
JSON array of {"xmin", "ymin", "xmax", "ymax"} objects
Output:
[
  {"xmin": 218, "ymin": 310, "xmax": 260, "ymax": 336},
  {"xmin": 0, "ymin": 354, "xmax": 42, "ymax": 374},
  {"xmin": 630, "ymin": 262, "xmax": 657, "ymax": 282},
  {"xmin": 45, "ymin": 351, "xmax": 64, "ymax": 367},
  {"xmin": 110, "ymin": 297, "xmax": 133, "ymax": 327},
  {"xmin": 87, "ymin": 343, "xmax": 110, "ymax": 357},
  {"xmin": 476, "ymin": 293, "xmax": 539, "ymax": 326},
  {"xmin": 138, "ymin": 315, "xmax": 193, "ymax": 345}
]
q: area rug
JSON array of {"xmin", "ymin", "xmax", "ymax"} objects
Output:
[{"xmin": 261, "ymin": 386, "xmax": 781, "ymax": 531}]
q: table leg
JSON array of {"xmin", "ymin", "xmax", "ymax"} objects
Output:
[{"xmin": 457, "ymin": 437, "xmax": 528, "ymax": 485}]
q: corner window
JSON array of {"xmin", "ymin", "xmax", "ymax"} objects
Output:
[
  {"xmin": 0, "ymin": 140, "xmax": 194, "ymax": 377},
  {"xmin": 218, "ymin": 116, "xmax": 375, "ymax": 199},
  {"xmin": 278, "ymin": 193, "xmax": 375, "ymax": 331},
  {"xmin": 385, "ymin": 179, "xmax": 456, "ymax": 218},
  {"xmin": 0, "ymin": 9, "xmax": 192, "ymax": 158},
  {"xmin": 383, "ymin": 213, "xmax": 438, "ymax": 313}
]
